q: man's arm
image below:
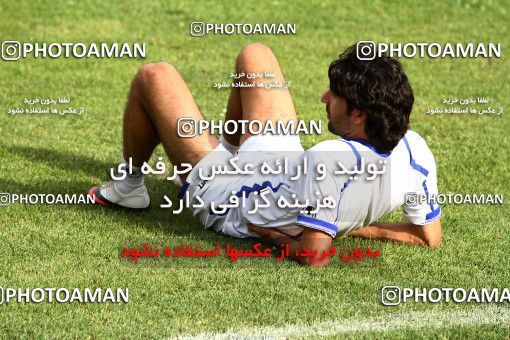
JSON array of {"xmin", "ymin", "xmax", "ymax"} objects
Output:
[
  {"xmin": 247, "ymin": 225, "xmax": 333, "ymax": 267},
  {"xmin": 348, "ymin": 219, "xmax": 441, "ymax": 247}
]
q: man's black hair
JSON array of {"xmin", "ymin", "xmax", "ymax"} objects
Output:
[{"xmin": 328, "ymin": 42, "xmax": 414, "ymax": 153}]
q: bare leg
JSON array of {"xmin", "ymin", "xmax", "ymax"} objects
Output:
[
  {"xmin": 223, "ymin": 86, "xmax": 242, "ymax": 147},
  {"xmin": 120, "ymin": 44, "xmax": 293, "ymax": 180},
  {"xmin": 223, "ymin": 43, "xmax": 297, "ymax": 146},
  {"xmin": 122, "ymin": 62, "xmax": 218, "ymax": 181}
]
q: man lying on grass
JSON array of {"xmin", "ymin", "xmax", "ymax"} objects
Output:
[{"xmin": 89, "ymin": 42, "xmax": 441, "ymax": 267}]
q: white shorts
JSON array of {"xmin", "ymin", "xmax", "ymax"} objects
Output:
[{"xmin": 181, "ymin": 134, "xmax": 304, "ymax": 238}]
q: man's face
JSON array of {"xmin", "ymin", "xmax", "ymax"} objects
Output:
[{"xmin": 321, "ymin": 90, "xmax": 354, "ymax": 136}]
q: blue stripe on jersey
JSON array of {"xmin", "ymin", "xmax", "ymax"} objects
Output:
[
  {"xmin": 334, "ymin": 140, "xmax": 362, "ymax": 223},
  {"xmin": 422, "ymin": 180, "xmax": 435, "ymax": 212},
  {"xmin": 404, "ymin": 136, "xmax": 440, "ymax": 222},
  {"xmin": 235, "ymin": 181, "xmax": 289, "ymax": 198},
  {"xmin": 340, "ymin": 139, "xmax": 362, "ymax": 169},
  {"xmin": 342, "ymin": 137, "xmax": 392, "ymax": 157},
  {"xmin": 426, "ymin": 206, "xmax": 441, "ymax": 221},
  {"xmin": 178, "ymin": 181, "xmax": 191, "ymax": 199},
  {"xmin": 335, "ymin": 177, "xmax": 354, "ymax": 223},
  {"xmin": 403, "ymin": 136, "xmax": 429, "ymax": 176},
  {"xmin": 296, "ymin": 215, "xmax": 338, "ymax": 237},
  {"xmin": 422, "ymin": 180, "xmax": 441, "ymax": 222},
  {"xmin": 207, "ymin": 181, "xmax": 289, "ymax": 216}
]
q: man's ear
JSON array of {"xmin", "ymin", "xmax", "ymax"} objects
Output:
[{"xmin": 351, "ymin": 108, "xmax": 367, "ymax": 125}]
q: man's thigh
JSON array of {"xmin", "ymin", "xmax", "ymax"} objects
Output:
[
  {"xmin": 235, "ymin": 43, "xmax": 297, "ymax": 145},
  {"xmin": 135, "ymin": 62, "xmax": 219, "ymax": 173}
]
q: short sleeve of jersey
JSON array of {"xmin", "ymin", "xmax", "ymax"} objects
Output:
[
  {"xmin": 401, "ymin": 132, "xmax": 441, "ymax": 225},
  {"xmin": 294, "ymin": 141, "xmax": 358, "ymax": 238}
]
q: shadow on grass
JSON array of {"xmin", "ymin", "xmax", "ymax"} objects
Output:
[{"xmin": 0, "ymin": 144, "xmax": 238, "ymax": 244}]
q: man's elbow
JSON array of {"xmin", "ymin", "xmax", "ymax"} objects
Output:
[
  {"xmin": 423, "ymin": 233, "xmax": 441, "ymax": 248},
  {"xmin": 419, "ymin": 219, "xmax": 442, "ymax": 248}
]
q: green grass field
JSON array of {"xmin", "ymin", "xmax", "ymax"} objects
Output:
[{"xmin": 0, "ymin": 0, "xmax": 509, "ymax": 338}]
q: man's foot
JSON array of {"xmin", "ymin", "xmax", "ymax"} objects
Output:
[{"xmin": 88, "ymin": 181, "xmax": 150, "ymax": 211}]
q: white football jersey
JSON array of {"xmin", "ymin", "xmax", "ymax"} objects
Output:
[
  {"xmin": 185, "ymin": 130, "xmax": 441, "ymax": 239},
  {"xmin": 235, "ymin": 130, "xmax": 441, "ymax": 238}
]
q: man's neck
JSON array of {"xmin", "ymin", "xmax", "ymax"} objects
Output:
[{"xmin": 342, "ymin": 131, "xmax": 369, "ymax": 140}]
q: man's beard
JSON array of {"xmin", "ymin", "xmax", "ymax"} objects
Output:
[
  {"xmin": 327, "ymin": 118, "xmax": 340, "ymax": 135},
  {"xmin": 326, "ymin": 105, "xmax": 338, "ymax": 135},
  {"xmin": 326, "ymin": 104, "xmax": 337, "ymax": 135}
]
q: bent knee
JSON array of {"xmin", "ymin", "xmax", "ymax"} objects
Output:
[
  {"xmin": 135, "ymin": 62, "xmax": 179, "ymax": 87},
  {"xmin": 237, "ymin": 43, "xmax": 275, "ymax": 67}
]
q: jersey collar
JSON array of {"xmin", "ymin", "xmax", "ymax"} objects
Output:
[{"xmin": 341, "ymin": 137, "xmax": 392, "ymax": 158}]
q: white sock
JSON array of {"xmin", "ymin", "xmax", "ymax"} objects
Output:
[
  {"xmin": 114, "ymin": 155, "xmax": 145, "ymax": 194},
  {"xmin": 219, "ymin": 135, "xmax": 239, "ymax": 155}
]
